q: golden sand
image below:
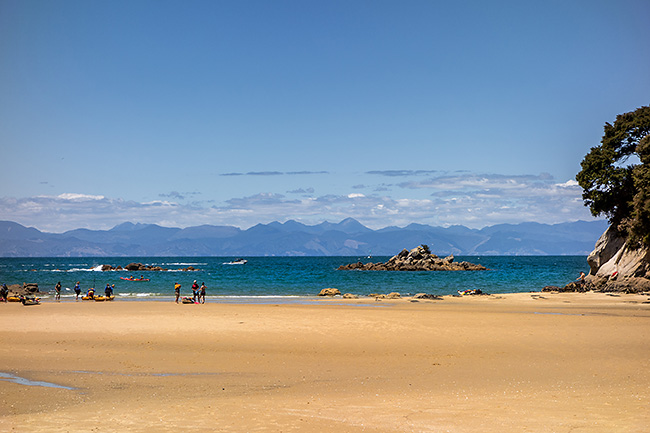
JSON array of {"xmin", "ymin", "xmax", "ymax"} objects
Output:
[{"xmin": 1, "ymin": 292, "xmax": 649, "ymax": 432}]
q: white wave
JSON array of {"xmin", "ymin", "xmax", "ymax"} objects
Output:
[
  {"xmin": 217, "ymin": 295, "xmax": 301, "ymax": 299},
  {"xmin": 114, "ymin": 292, "xmax": 163, "ymax": 297}
]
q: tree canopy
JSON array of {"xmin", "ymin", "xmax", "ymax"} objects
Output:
[{"xmin": 576, "ymin": 106, "xmax": 650, "ymax": 246}]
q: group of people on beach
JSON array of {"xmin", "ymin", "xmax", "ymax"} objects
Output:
[
  {"xmin": 52, "ymin": 281, "xmax": 114, "ymax": 301},
  {"xmin": 174, "ymin": 280, "xmax": 207, "ymax": 304},
  {"xmin": 3, "ymin": 279, "xmax": 210, "ymax": 303}
]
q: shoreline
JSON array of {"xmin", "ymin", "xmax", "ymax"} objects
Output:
[
  {"xmin": 2, "ymin": 291, "xmax": 648, "ymax": 432},
  {"xmin": 18, "ymin": 289, "xmax": 650, "ymax": 305}
]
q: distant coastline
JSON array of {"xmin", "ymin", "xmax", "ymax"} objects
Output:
[{"xmin": 0, "ymin": 219, "xmax": 608, "ymax": 257}]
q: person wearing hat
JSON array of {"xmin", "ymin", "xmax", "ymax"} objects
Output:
[{"xmin": 191, "ymin": 280, "xmax": 199, "ymax": 303}]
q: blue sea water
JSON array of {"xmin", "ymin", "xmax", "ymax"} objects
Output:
[{"xmin": 0, "ymin": 256, "xmax": 588, "ymax": 302}]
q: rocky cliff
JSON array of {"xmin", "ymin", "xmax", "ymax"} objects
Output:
[{"xmin": 585, "ymin": 226, "xmax": 650, "ymax": 293}]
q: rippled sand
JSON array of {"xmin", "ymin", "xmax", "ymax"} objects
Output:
[{"xmin": 1, "ymin": 292, "xmax": 648, "ymax": 432}]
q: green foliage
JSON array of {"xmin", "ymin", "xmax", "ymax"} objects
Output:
[
  {"xmin": 420, "ymin": 244, "xmax": 431, "ymax": 254},
  {"xmin": 576, "ymin": 106, "xmax": 650, "ymax": 246}
]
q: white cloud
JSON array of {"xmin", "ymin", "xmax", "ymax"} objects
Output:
[
  {"xmin": 0, "ymin": 172, "xmax": 599, "ymax": 232},
  {"xmin": 57, "ymin": 193, "xmax": 105, "ymax": 201},
  {"xmin": 556, "ymin": 179, "xmax": 579, "ymax": 187}
]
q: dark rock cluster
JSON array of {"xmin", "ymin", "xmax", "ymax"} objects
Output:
[
  {"xmin": 100, "ymin": 263, "xmax": 198, "ymax": 272},
  {"xmin": 6, "ymin": 283, "xmax": 40, "ymax": 296},
  {"xmin": 338, "ymin": 245, "xmax": 487, "ymax": 271},
  {"xmin": 541, "ymin": 282, "xmax": 590, "ymax": 293}
]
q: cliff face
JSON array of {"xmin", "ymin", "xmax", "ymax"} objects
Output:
[{"xmin": 586, "ymin": 226, "xmax": 650, "ymax": 292}]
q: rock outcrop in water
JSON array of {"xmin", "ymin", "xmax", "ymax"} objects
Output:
[
  {"xmin": 582, "ymin": 226, "xmax": 650, "ymax": 293},
  {"xmin": 99, "ymin": 263, "xmax": 198, "ymax": 272},
  {"xmin": 338, "ymin": 245, "xmax": 487, "ymax": 271}
]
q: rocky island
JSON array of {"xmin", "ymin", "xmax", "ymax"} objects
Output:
[
  {"xmin": 100, "ymin": 262, "xmax": 198, "ymax": 272},
  {"xmin": 338, "ymin": 245, "xmax": 487, "ymax": 271}
]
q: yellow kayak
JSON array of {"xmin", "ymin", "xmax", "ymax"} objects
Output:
[
  {"xmin": 7, "ymin": 296, "xmax": 21, "ymax": 302},
  {"xmin": 94, "ymin": 296, "xmax": 115, "ymax": 302}
]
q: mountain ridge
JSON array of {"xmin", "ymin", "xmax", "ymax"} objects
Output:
[{"xmin": 0, "ymin": 219, "xmax": 609, "ymax": 257}]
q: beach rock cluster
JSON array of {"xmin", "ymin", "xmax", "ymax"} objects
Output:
[
  {"xmin": 368, "ymin": 292, "xmax": 401, "ymax": 299},
  {"xmin": 338, "ymin": 245, "xmax": 487, "ymax": 272},
  {"xmin": 541, "ymin": 283, "xmax": 590, "ymax": 293},
  {"xmin": 100, "ymin": 263, "xmax": 198, "ymax": 272},
  {"xmin": 413, "ymin": 293, "xmax": 443, "ymax": 300},
  {"xmin": 316, "ymin": 289, "xmax": 450, "ymax": 300},
  {"xmin": 317, "ymin": 288, "xmax": 407, "ymax": 299},
  {"xmin": 583, "ymin": 227, "xmax": 650, "ymax": 293},
  {"xmin": 318, "ymin": 288, "xmax": 341, "ymax": 296},
  {"xmin": 6, "ymin": 283, "xmax": 40, "ymax": 296}
]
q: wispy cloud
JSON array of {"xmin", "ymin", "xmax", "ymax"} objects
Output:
[
  {"xmin": 367, "ymin": 170, "xmax": 438, "ymax": 177},
  {"xmin": 398, "ymin": 173, "xmax": 554, "ymax": 191},
  {"xmin": 220, "ymin": 171, "xmax": 328, "ymax": 177},
  {"xmin": 286, "ymin": 171, "xmax": 328, "ymax": 175},
  {"xmin": 287, "ymin": 188, "xmax": 315, "ymax": 194},
  {"xmin": 0, "ymin": 172, "xmax": 597, "ymax": 232},
  {"xmin": 245, "ymin": 171, "xmax": 284, "ymax": 176},
  {"xmin": 159, "ymin": 191, "xmax": 200, "ymax": 200}
]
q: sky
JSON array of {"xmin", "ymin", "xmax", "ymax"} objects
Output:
[{"xmin": 1, "ymin": 0, "xmax": 649, "ymax": 233}]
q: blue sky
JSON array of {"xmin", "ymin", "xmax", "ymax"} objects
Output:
[{"xmin": 1, "ymin": 0, "xmax": 649, "ymax": 232}]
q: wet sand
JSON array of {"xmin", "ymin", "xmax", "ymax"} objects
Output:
[{"xmin": 1, "ymin": 292, "xmax": 649, "ymax": 432}]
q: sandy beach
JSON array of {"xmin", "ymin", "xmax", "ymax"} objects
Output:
[{"xmin": 1, "ymin": 292, "xmax": 649, "ymax": 432}]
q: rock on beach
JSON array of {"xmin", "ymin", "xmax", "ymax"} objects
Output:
[{"xmin": 318, "ymin": 288, "xmax": 341, "ymax": 296}]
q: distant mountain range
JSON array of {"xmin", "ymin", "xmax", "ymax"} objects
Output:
[{"xmin": 0, "ymin": 218, "xmax": 609, "ymax": 257}]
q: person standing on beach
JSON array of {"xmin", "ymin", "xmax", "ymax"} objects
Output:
[
  {"xmin": 105, "ymin": 284, "xmax": 113, "ymax": 298},
  {"xmin": 0, "ymin": 283, "xmax": 8, "ymax": 302},
  {"xmin": 73, "ymin": 282, "xmax": 81, "ymax": 301},
  {"xmin": 55, "ymin": 282, "xmax": 61, "ymax": 301},
  {"xmin": 174, "ymin": 282, "xmax": 181, "ymax": 303},
  {"xmin": 199, "ymin": 282, "xmax": 206, "ymax": 304},
  {"xmin": 191, "ymin": 280, "xmax": 199, "ymax": 303}
]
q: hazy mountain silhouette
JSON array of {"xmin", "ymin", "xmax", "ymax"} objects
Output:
[{"xmin": 0, "ymin": 219, "xmax": 608, "ymax": 257}]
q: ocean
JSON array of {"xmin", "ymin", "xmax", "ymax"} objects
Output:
[{"xmin": 0, "ymin": 256, "xmax": 589, "ymax": 302}]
